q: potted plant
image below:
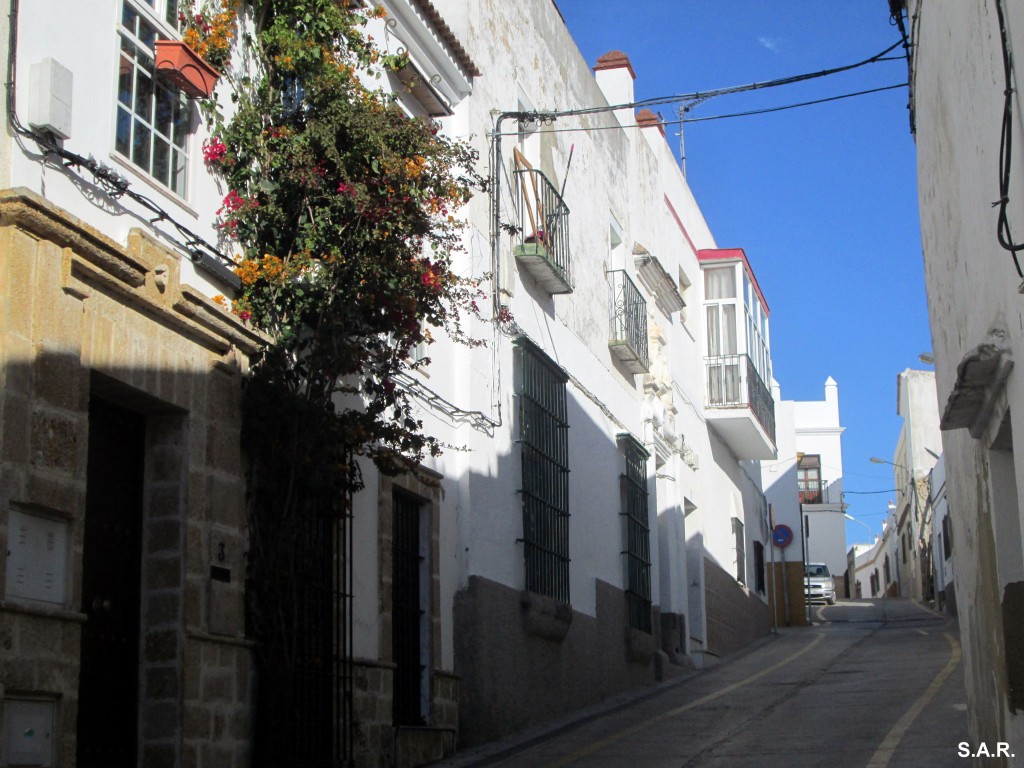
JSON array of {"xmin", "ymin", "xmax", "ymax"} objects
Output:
[{"xmin": 155, "ymin": 0, "xmax": 236, "ymax": 98}]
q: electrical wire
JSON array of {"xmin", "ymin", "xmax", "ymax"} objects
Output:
[
  {"xmin": 678, "ymin": 83, "xmax": 907, "ymax": 124},
  {"xmin": 993, "ymin": 0, "xmax": 1024, "ymax": 275},
  {"xmin": 5, "ymin": 0, "xmax": 240, "ymax": 288},
  {"xmin": 507, "ymin": 40, "xmax": 904, "ymax": 124},
  {"xmin": 493, "ymin": 83, "xmax": 908, "ymax": 138}
]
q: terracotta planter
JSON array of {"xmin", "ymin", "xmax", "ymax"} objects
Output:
[{"xmin": 154, "ymin": 40, "xmax": 220, "ymax": 99}]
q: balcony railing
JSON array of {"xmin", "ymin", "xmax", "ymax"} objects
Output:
[
  {"xmin": 799, "ymin": 480, "xmax": 838, "ymax": 505},
  {"xmin": 705, "ymin": 353, "xmax": 776, "ymax": 442},
  {"xmin": 798, "ymin": 487, "xmax": 823, "ymax": 504},
  {"xmin": 513, "ymin": 168, "xmax": 572, "ymax": 294},
  {"xmin": 607, "ymin": 270, "xmax": 649, "ymax": 373}
]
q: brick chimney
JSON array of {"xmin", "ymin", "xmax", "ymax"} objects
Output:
[{"xmin": 594, "ymin": 50, "xmax": 636, "ymax": 128}]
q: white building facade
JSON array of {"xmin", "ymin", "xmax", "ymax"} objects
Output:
[
  {"xmin": 906, "ymin": 0, "xmax": 1024, "ymax": 752},
  {"xmin": 0, "ymin": 0, "xmax": 788, "ymax": 764},
  {"xmin": 888, "ymin": 369, "xmax": 941, "ymax": 602},
  {"xmin": 762, "ymin": 378, "xmax": 845, "ymax": 620},
  {"xmin": 794, "ymin": 377, "xmax": 847, "ymax": 587}
]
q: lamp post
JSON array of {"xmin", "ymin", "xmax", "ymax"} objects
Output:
[{"xmin": 845, "ymin": 513, "xmax": 875, "ymax": 543}]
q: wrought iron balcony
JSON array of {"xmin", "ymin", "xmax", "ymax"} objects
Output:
[
  {"xmin": 513, "ymin": 168, "xmax": 572, "ymax": 294},
  {"xmin": 798, "ymin": 487, "xmax": 823, "ymax": 505},
  {"xmin": 607, "ymin": 270, "xmax": 649, "ymax": 373},
  {"xmin": 705, "ymin": 353, "xmax": 776, "ymax": 456},
  {"xmin": 799, "ymin": 480, "xmax": 839, "ymax": 506}
]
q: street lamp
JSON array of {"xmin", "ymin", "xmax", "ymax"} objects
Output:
[
  {"xmin": 845, "ymin": 513, "xmax": 874, "ymax": 543},
  {"xmin": 870, "ymin": 456, "xmax": 907, "ymax": 470}
]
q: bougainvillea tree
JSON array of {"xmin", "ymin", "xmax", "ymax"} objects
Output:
[
  {"xmin": 209, "ymin": 0, "xmax": 483, "ymax": 483},
  {"xmin": 196, "ymin": 0, "xmax": 485, "ymax": 760}
]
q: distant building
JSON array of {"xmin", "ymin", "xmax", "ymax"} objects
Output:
[
  {"xmin": 890, "ymin": 369, "xmax": 941, "ymax": 602},
  {"xmin": 794, "ymin": 377, "xmax": 847, "ymax": 588},
  {"xmin": 762, "ymin": 378, "xmax": 845, "ymax": 619},
  {"xmin": 851, "ymin": 502, "xmax": 899, "ymax": 599}
]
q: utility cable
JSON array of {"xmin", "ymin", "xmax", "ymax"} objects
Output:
[
  {"xmin": 993, "ymin": 0, "xmax": 1024, "ymax": 276},
  {"xmin": 679, "ymin": 83, "xmax": 907, "ymax": 124},
  {"xmin": 5, "ymin": 0, "xmax": 241, "ymax": 288},
  {"xmin": 509, "ymin": 40, "xmax": 903, "ymax": 124},
  {"xmin": 493, "ymin": 83, "xmax": 908, "ymax": 138}
]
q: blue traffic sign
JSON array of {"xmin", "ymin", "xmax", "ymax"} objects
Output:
[{"xmin": 772, "ymin": 524, "xmax": 794, "ymax": 548}]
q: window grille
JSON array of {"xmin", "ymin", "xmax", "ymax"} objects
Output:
[
  {"xmin": 732, "ymin": 517, "xmax": 746, "ymax": 584},
  {"xmin": 117, "ymin": 1, "xmax": 192, "ymax": 196},
  {"xmin": 619, "ymin": 434, "xmax": 651, "ymax": 633},
  {"xmin": 516, "ymin": 338, "xmax": 570, "ymax": 603}
]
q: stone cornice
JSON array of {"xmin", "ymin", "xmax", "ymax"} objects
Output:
[{"xmin": 0, "ymin": 188, "xmax": 266, "ymax": 361}]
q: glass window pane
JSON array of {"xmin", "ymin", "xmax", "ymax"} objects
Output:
[
  {"xmin": 154, "ymin": 87, "xmax": 174, "ymax": 137},
  {"xmin": 132, "ymin": 122, "xmax": 151, "ymax": 168},
  {"xmin": 706, "ymin": 305, "xmax": 720, "ymax": 356},
  {"xmin": 171, "ymin": 150, "xmax": 187, "ymax": 196},
  {"xmin": 137, "ymin": 16, "xmax": 157, "ymax": 50},
  {"xmin": 171, "ymin": 101, "xmax": 190, "ymax": 147},
  {"xmin": 166, "ymin": 0, "xmax": 181, "ymax": 26},
  {"xmin": 121, "ymin": 2, "xmax": 138, "ymax": 33},
  {"xmin": 705, "ymin": 267, "xmax": 736, "ymax": 300},
  {"xmin": 152, "ymin": 137, "xmax": 170, "ymax": 185},
  {"xmin": 134, "ymin": 71, "xmax": 153, "ymax": 121},
  {"xmin": 118, "ymin": 53, "xmax": 134, "ymax": 106},
  {"xmin": 115, "ymin": 107, "xmax": 132, "ymax": 156},
  {"xmin": 722, "ymin": 304, "xmax": 737, "ymax": 354}
]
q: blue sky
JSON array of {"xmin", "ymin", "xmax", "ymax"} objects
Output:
[{"xmin": 556, "ymin": 1, "xmax": 931, "ymax": 544}]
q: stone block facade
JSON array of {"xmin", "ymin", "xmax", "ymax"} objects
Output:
[
  {"xmin": 704, "ymin": 557, "xmax": 771, "ymax": 658},
  {"xmin": 352, "ymin": 469, "xmax": 459, "ymax": 768},
  {"xmin": 0, "ymin": 190, "xmax": 260, "ymax": 767},
  {"xmin": 453, "ymin": 575, "xmax": 670, "ymax": 748}
]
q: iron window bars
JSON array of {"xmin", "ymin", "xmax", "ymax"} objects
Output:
[
  {"xmin": 516, "ymin": 338, "xmax": 571, "ymax": 603},
  {"xmin": 619, "ymin": 434, "xmax": 652, "ymax": 633}
]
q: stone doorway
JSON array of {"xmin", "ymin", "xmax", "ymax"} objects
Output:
[{"xmin": 77, "ymin": 397, "xmax": 146, "ymax": 768}]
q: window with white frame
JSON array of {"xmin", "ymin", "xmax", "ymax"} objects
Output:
[
  {"xmin": 116, "ymin": 0, "xmax": 193, "ymax": 196},
  {"xmin": 743, "ymin": 270, "xmax": 771, "ymax": 386}
]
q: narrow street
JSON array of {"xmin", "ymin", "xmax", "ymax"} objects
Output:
[{"xmin": 437, "ymin": 599, "xmax": 969, "ymax": 768}]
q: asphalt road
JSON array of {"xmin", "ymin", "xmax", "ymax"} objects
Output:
[{"xmin": 435, "ymin": 599, "xmax": 972, "ymax": 768}]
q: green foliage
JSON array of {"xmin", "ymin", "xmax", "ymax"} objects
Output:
[{"xmin": 205, "ymin": 0, "xmax": 486, "ymax": 500}]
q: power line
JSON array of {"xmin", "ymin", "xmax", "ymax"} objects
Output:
[
  {"xmin": 678, "ymin": 83, "xmax": 907, "ymax": 124},
  {"xmin": 504, "ymin": 39, "xmax": 903, "ymax": 125},
  {"xmin": 492, "ymin": 83, "xmax": 907, "ymax": 138}
]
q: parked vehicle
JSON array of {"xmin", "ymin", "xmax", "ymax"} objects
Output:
[{"xmin": 805, "ymin": 563, "xmax": 836, "ymax": 605}]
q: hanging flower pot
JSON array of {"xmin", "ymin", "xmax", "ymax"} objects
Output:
[{"xmin": 154, "ymin": 39, "xmax": 220, "ymax": 99}]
